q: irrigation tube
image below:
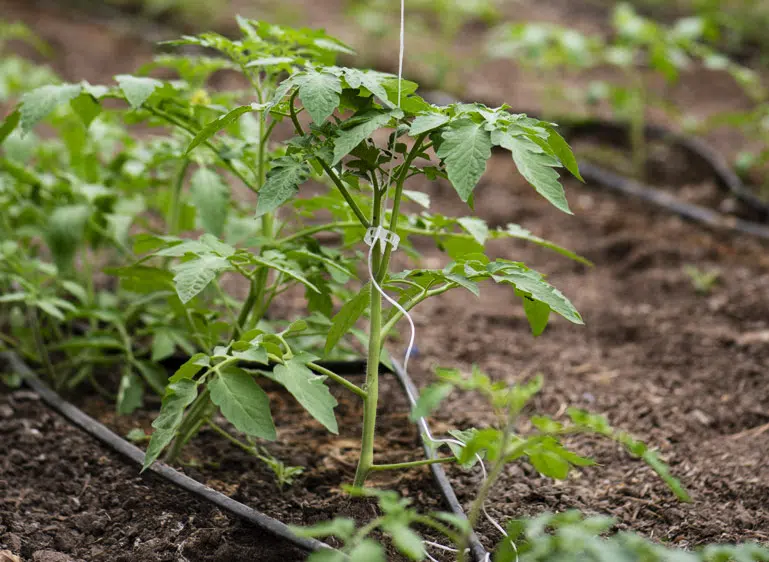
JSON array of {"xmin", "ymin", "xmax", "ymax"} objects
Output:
[
  {"xmin": 6, "ymin": 352, "xmax": 489, "ymax": 562},
  {"xmin": 389, "ymin": 358, "xmax": 490, "ymax": 562},
  {"xmin": 3, "ymin": 352, "xmax": 333, "ymax": 556}
]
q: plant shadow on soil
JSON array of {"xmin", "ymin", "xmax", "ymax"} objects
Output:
[{"xmin": 2, "ymin": 0, "xmax": 769, "ymax": 560}]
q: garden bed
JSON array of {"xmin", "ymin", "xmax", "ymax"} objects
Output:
[{"xmin": 2, "ymin": 0, "xmax": 769, "ymax": 560}]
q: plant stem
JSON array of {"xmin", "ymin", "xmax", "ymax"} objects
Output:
[
  {"xmin": 628, "ymin": 72, "xmax": 647, "ymax": 181},
  {"xmin": 369, "ymin": 456, "xmax": 457, "ymax": 471},
  {"xmin": 233, "ymin": 281, "xmax": 257, "ymax": 340},
  {"xmin": 166, "ymin": 387, "xmax": 212, "ymax": 464},
  {"xmin": 276, "ymin": 221, "xmax": 360, "ymax": 245},
  {"xmin": 378, "ymin": 134, "xmax": 428, "ymax": 278},
  {"xmin": 29, "ymin": 308, "xmax": 57, "ymax": 389},
  {"xmin": 213, "ymin": 281, "xmax": 238, "ymax": 326},
  {"xmin": 168, "ymin": 159, "xmax": 190, "ymax": 235},
  {"xmin": 287, "ymin": 91, "xmax": 369, "ymax": 228},
  {"xmin": 352, "ymin": 177, "xmax": 385, "ymax": 487},
  {"xmin": 145, "ymin": 106, "xmax": 257, "ymax": 193},
  {"xmin": 379, "ymin": 284, "xmax": 454, "ymax": 345},
  {"xmin": 207, "ymin": 419, "xmax": 258, "ymax": 455},
  {"xmin": 456, "ymin": 417, "xmax": 517, "ymax": 562},
  {"xmin": 307, "ymin": 362, "xmax": 367, "ymax": 399}
]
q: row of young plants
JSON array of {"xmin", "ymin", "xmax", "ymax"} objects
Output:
[
  {"xmin": 488, "ymin": 3, "xmax": 765, "ymax": 184},
  {"xmin": 1, "ymin": 17, "xmax": 768, "ymax": 561}
]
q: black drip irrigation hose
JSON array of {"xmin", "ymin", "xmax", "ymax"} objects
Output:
[
  {"xmin": 389, "ymin": 359, "xmax": 490, "ymax": 562},
  {"xmin": 4, "ymin": 351, "xmax": 489, "ymax": 562},
  {"xmin": 3, "ymin": 352, "xmax": 334, "ymax": 556}
]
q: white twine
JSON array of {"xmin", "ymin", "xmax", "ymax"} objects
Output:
[{"xmin": 361, "ymin": 2, "xmax": 517, "ymax": 561}]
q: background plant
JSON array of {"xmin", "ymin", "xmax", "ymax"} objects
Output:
[{"xmin": 488, "ymin": 3, "xmax": 761, "ymax": 178}]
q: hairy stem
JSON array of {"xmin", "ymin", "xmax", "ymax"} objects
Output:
[
  {"xmin": 353, "ymin": 187, "xmax": 383, "ymax": 487},
  {"xmin": 456, "ymin": 416, "xmax": 517, "ymax": 562},
  {"xmin": 287, "ymin": 91, "xmax": 369, "ymax": 228},
  {"xmin": 378, "ymin": 133, "xmax": 428, "ymax": 278},
  {"xmin": 307, "ymin": 362, "xmax": 367, "ymax": 399},
  {"xmin": 165, "ymin": 387, "xmax": 212, "ymax": 464},
  {"xmin": 168, "ymin": 160, "xmax": 189, "ymax": 235},
  {"xmin": 370, "ymin": 456, "xmax": 457, "ymax": 471}
]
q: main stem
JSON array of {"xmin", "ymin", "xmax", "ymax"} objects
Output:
[
  {"xmin": 352, "ymin": 136, "xmax": 427, "ymax": 487},
  {"xmin": 353, "ymin": 279, "xmax": 382, "ymax": 487},
  {"xmin": 353, "ymin": 184, "xmax": 384, "ymax": 487}
]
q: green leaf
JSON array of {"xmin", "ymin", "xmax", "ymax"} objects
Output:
[
  {"xmin": 35, "ymin": 299, "xmax": 66, "ymax": 321},
  {"xmin": 0, "ymin": 109, "xmax": 20, "ymax": 144},
  {"xmin": 186, "ymin": 105, "xmax": 253, "ymax": 154},
  {"xmin": 245, "ymin": 56, "xmax": 295, "ymax": 67},
  {"xmin": 522, "ymin": 294, "xmax": 551, "ymax": 337},
  {"xmin": 143, "ymin": 379, "xmax": 198, "ymax": 470},
  {"xmin": 208, "ymin": 368, "xmax": 276, "ymax": 440},
  {"xmin": 325, "ymin": 284, "xmax": 370, "ymax": 355},
  {"xmin": 342, "ymin": 68, "xmax": 394, "ymax": 107},
  {"xmin": 436, "ymin": 120, "xmax": 492, "ymax": 202},
  {"xmin": 117, "ymin": 372, "xmax": 144, "ymax": 415},
  {"xmin": 298, "ymin": 69, "xmax": 342, "ymax": 124},
  {"xmin": 306, "ymin": 551, "xmax": 345, "ymax": 562},
  {"xmin": 20, "ymin": 83, "xmax": 82, "ymax": 133},
  {"xmin": 255, "ymin": 157, "xmax": 312, "ymax": 217},
  {"xmin": 529, "ymin": 449, "xmax": 570, "ymax": 480},
  {"xmin": 332, "ymin": 110, "xmax": 397, "ymax": 165},
  {"xmin": 383, "ymin": 521, "xmax": 425, "ymax": 560},
  {"xmin": 546, "ymin": 126, "xmax": 583, "ymax": 181},
  {"xmin": 457, "ymin": 217, "xmax": 489, "ymax": 245},
  {"xmin": 70, "ymin": 93, "xmax": 102, "ymax": 128},
  {"xmin": 116, "ymin": 75, "xmax": 162, "ymax": 109},
  {"xmin": 151, "ymin": 329, "xmax": 177, "ymax": 362},
  {"xmin": 267, "ymin": 358, "xmax": 338, "ymax": 434},
  {"xmin": 190, "ymin": 168, "xmax": 229, "ymax": 237},
  {"xmin": 291, "ymin": 518, "xmax": 356, "ymax": 541},
  {"xmin": 410, "ymin": 382, "xmax": 453, "ymax": 421},
  {"xmin": 409, "ymin": 113, "xmax": 449, "ymax": 135},
  {"xmin": 0, "ymin": 292, "xmax": 27, "ymax": 303},
  {"xmin": 488, "ymin": 260, "xmax": 582, "ymax": 325},
  {"xmin": 403, "ymin": 190, "xmax": 430, "ymax": 208},
  {"xmin": 45, "ymin": 204, "xmax": 91, "ymax": 272},
  {"xmin": 347, "ymin": 540, "xmax": 386, "ymax": 562},
  {"xmin": 493, "ymin": 131, "xmax": 572, "ymax": 214},
  {"xmin": 172, "ymin": 255, "xmax": 231, "ymax": 304},
  {"xmin": 169, "ymin": 353, "xmax": 210, "ymax": 383}
]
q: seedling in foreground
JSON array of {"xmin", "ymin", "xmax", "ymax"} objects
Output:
[{"xmin": 296, "ymin": 364, "xmax": 694, "ymax": 562}]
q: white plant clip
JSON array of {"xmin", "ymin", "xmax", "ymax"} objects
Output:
[{"xmin": 364, "ymin": 226, "xmax": 400, "ymax": 253}]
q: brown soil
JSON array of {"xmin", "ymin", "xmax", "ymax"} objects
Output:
[
  {"xmin": 0, "ymin": 389, "xmax": 306, "ymax": 562},
  {"xmin": 2, "ymin": 0, "xmax": 769, "ymax": 560}
]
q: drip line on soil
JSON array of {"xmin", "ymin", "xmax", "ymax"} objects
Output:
[
  {"xmin": 389, "ymin": 358, "xmax": 490, "ymax": 562},
  {"xmin": 3, "ymin": 352, "xmax": 333, "ymax": 557},
  {"xmin": 5, "ymin": 351, "xmax": 490, "ymax": 562}
]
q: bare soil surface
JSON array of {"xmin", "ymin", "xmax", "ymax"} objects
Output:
[{"xmin": 2, "ymin": 0, "xmax": 769, "ymax": 560}]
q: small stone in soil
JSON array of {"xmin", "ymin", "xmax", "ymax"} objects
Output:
[{"xmin": 31, "ymin": 551, "xmax": 75, "ymax": 562}]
